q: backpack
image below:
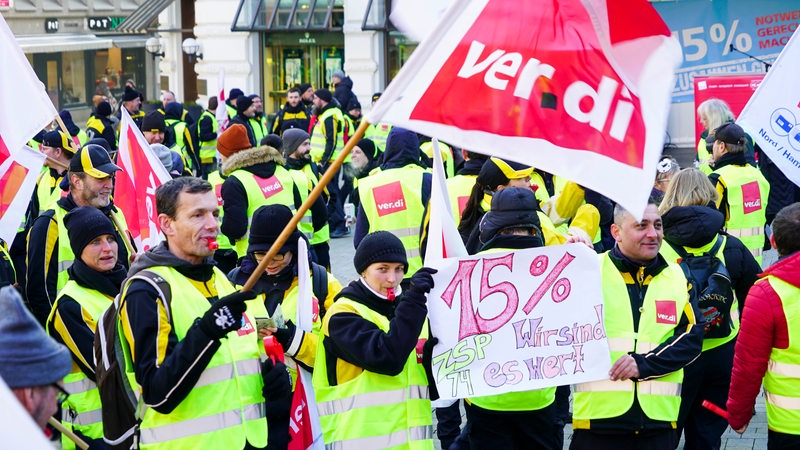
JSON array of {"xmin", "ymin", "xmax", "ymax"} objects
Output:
[
  {"xmin": 668, "ymin": 236, "xmax": 735, "ymax": 339},
  {"xmin": 94, "ymin": 270, "xmax": 172, "ymax": 449}
]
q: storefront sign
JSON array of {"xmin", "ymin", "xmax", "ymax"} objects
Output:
[
  {"xmin": 653, "ymin": 0, "xmax": 797, "ymax": 102},
  {"xmin": 298, "ymin": 32, "xmax": 316, "ymax": 44},
  {"xmin": 44, "ymin": 18, "xmax": 59, "ymax": 33},
  {"xmin": 693, "ymin": 74, "xmax": 764, "ymax": 141},
  {"xmin": 88, "ymin": 16, "xmax": 126, "ymax": 32}
]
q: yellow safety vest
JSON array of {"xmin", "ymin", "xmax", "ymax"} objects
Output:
[
  {"xmin": 207, "ymin": 171, "xmax": 233, "ymax": 252},
  {"xmin": 285, "ymin": 169, "xmax": 316, "ymax": 242},
  {"xmin": 47, "ymin": 281, "xmax": 110, "ymax": 449},
  {"xmin": 357, "ymin": 166, "xmax": 427, "ymax": 277},
  {"xmin": 366, "ymin": 122, "xmax": 392, "ymax": 153},
  {"xmin": 573, "ymin": 254, "xmax": 688, "ymax": 426},
  {"xmin": 36, "ymin": 170, "xmax": 67, "ymax": 214},
  {"xmin": 165, "ymin": 118, "xmax": 193, "ymax": 172},
  {"xmin": 197, "ymin": 110, "xmax": 218, "ymax": 164},
  {"xmin": 420, "ymin": 141, "xmax": 454, "ymax": 178},
  {"xmin": 445, "ymin": 174, "xmax": 476, "ymax": 226},
  {"xmin": 120, "ymin": 267, "xmax": 268, "ymax": 450},
  {"xmin": 250, "ymin": 116, "xmax": 267, "ymax": 145},
  {"xmin": 300, "ymin": 164, "xmax": 330, "ymax": 245},
  {"xmin": 313, "ymin": 297, "xmax": 433, "ymax": 449},
  {"xmin": 764, "ymin": 276, "xmax": 800, "ymax": 434},
  {"xmin": 713, "ymin": 164, "xmax": 769, "ymax": 265},
  {"xmin": 310, "ymin": 108, "xmax": 345, "ymax": 164}
]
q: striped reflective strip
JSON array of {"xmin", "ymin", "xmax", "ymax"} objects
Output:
[
  {"xmin": 638, "ymin": 380, "xmax": 681, "ymax": 396},
  {"xmin": 749, "ymin": 247, "xmax": 763, "ymax": 259},
  {"xmin": 140, "ymin": 402, "xmax": 265, "ymax": 445},
  {"xmin": 195, "ymin": 359, "xmax": 261, "ymax": 389},
  {"xmin": 767, "ymin": 392, "xmax": 800, "ymax": 410},
  {"xmin": 58, "ymin": 259, "xmax": 73, "ymax": 272},
  {"xmin": 63, "ymin": 407, "xmax": 103, "ymax": 426},
  {"xmin": 573, "ymin": 379, "xmax": 632, "ymax": 393},
  {"xmin": 637, "ymin": 342, "xmax": 660, "ymax": 353},
  {"xmin": 317, "ymin": 385, "xmax": 428, "ymax": 417},
  {"xmin": 299, "ymin": 216, "xmax": 313, "ymax": 223},
  {"xmin": 607, "ymin": 338, "xmax": 634, "ymax": 352},
  {"xmin": 64, "ymin": 378, "xmax": 96, "ymax": 395},
  {"xmin": 728, "ymin": 227, "xmax": 763, "ymax": 238},
  {"xmin": 310, "ymin": 142, "xmax": 325, "ymax": 150},
  {"xmin": 388, "ymin": 227, "xmax": 419, "ymax": 238},
  {"xmin": 326, "ymin": 425, "xmax": 432, "ymax": 450},
  {"xmin": 406, "ymin": 248, "xmax": 421, "ymax": 259},
  {"xmin": 769, "ymin": 360, "xmax": 800, "ymax": 378}
]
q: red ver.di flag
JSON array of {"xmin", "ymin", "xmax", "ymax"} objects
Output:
[
  {"xmin": 370, "ymin": 0, "xmax": 681, "ymax": 219},
  {"xmin": 116, "ymin": 108, "xmax": 172, "ymax": 252}
]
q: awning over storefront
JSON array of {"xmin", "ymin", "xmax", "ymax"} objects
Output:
[
  {"xmin": 15, "ymin": 34, "xmax": 114, "ymax": 53},
  {"xmin": 362, "ymin": 0, "xmax": 391, "ymax": 31},
  {"xmin": 111, "ymin": 35, "xmax": 151, "ymax": 48},
  {"xmin": 114, "ymin": 0, "xmax": 174, "ymax": 33},
  {"xmin": 231, "ymin": 0, "xmax": 343, "ymax": 32}
]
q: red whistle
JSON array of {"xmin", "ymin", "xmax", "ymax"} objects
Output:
[
  {"xmin": 702, "ymin": 400, "xmax": 728, "ymax": 419},
  {"xmin": 386, "ymin": 287, "xmax": 396, "ymax": 301},
  {"xmin": 263, "ymin": 336, "xmax": 285, "ymax": 364},
  {"xmin": 206, "ymin": 238, "xmax": 219, "ymax": 251}
]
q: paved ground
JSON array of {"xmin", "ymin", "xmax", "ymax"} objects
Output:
[{"xmin": 328, "ymin": 234, "xmax": 777, "ymax": 450}]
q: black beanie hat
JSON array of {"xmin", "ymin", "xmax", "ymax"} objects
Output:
[
  {"xmin": 356, "ymin": 137, "xmax": 377, "ymax": 161},
  {"xmin": 96, "ymin": 101, "xmax": 112, "ymax": 117},
  {"xmin": 141, "ymin": 111, "xmax": 166, "ymax": 133},
  {"xmin": 314, "ymin": 89, "xmax": 333, "ymax": 103},
  {"xmin": 236, "ymin": 95, "xmax": 254, "ymax": 114},
  {"xmin": 354, "ymin": 231, "xmax": 408, "ymax": 274},
  {"xmin": 122, "ymin": 86, "xmax": 141, "ymax": 102},
  {"xmin": 479, "ymin": 187, "xmax": 542, "ymax": 245},
  {"xmin": 248, "ymin": 204, "xmax": 302, "ymax": 254},
  {"xmin": 64, "ymin": 206, "xmax": 117, "ymax": 257}
]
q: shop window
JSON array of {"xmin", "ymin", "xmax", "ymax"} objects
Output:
[{"xmin": 62, "ymin": 51, "xmax": 87, "ymax": 107}]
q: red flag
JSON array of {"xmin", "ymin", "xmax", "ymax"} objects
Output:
[
  {"xmin": 288, "ymin": 374, "xmax": 315, "ymax": 450},
  {"xmin": 0, "ymin": 144, "xmax": 46, "ymax": 244},
  {"xmin": 115, "ymin": 108, "xmax": 172, "ymax": 252},
  {"xmin": 370, "ymin": 0, "xmax": 681, "ymax": 219}
]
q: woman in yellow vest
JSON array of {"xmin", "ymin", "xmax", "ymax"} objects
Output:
[
  {"xmin": 313, "ymin": 231, "xmax": 437, "ymax": 449},
  {"xmin": 47, "ymin": 206, "xmax": 128, "ymax": 449}
]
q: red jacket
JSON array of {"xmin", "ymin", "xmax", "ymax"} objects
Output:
[{"xmin": 727, "ymin": 251, "xmax": 800, "ymax": 429}]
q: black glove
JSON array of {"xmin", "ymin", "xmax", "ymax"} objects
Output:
[
  {"xmin": 273, "ymin": 319, "xmax": 297, "ymax": 350},
  {"xmin": 404, "ymin": 267, "xmax": 438, "ymax": 305},
  {"xmin": 422, "ymin": 337, "xmax": 440, "ymax": 401},
  {"xmin": 198, "ymin": 290, "xmax": 256, "ymax": 339},
  {"xmin": 72, "ymin": 430, "xmax": 111, "ymax": 450},
  {"xmin": 262, "ymin": 359, "xmax": 293, "ymax": 419}
]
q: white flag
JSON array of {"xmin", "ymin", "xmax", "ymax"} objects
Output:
[{"xmin": 0, "ymin": 145, "xmax": 46, "ymax": 244}]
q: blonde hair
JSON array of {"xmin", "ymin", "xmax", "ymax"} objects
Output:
[
  {"xmin": 658, "ymin": 168, "xmax": 719, "ymax": 214},
  {"xmin": 697, "ymin": 98, "xmax": 735, "ymax": 131}
]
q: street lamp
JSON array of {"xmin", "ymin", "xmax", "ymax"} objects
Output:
[
  {"xmin": 145, "ymin": 37, "xmax": 164, "ymax": 59},
  {"xmin": 182, "ymin": 38, "xmax": 203, "ymax": 63}
]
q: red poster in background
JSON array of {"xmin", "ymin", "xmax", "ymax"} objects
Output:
[{"xmin": 693, "ymin": 74, "xmax": 765, "ymax": 142}]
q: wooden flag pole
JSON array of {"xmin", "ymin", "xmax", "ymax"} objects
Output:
[
  {"xmin": 241, "ymin": 119, "xmax": 371, "ymax": 292},
  {"xmin": 48, "ymin": 417, "xmax": 89, "ymax": 450}
]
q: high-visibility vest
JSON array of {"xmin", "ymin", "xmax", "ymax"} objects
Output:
[
  {"xmin": 763, "ymin": 276, "xmax": 800, "ymax": 435},
  {"xmin": 228, "ymin": 167, "xmax": 302, "ymax": 257},
  {"xmin": 36, "ymin": 170, "xmax": 67, "ymax": 214},
  {"xmin": 309, "ymin": 108, "xmax": 345, "ymax": 163},
  {"xmin": 226, "ymin": 104, "xmax": 237, "ymax": 121},
  {"xmin": 572, "ymin": 254, "xmax": 688, "ymax": 426},
  {"xmin": 713, "ymin": 164, "xmax": 770, "ymax": 265},
  {"xmin": 357, "ymin": 166, "xmax": 427, "ymax": 277},
  {"xmin": 207, "ymin": 171, "xmax": 233, "ymax": 252},
  {"xmin": 659, "ymin": 235, "xmax": 739, "ymax": 352},
  {"xmin": 285, "ymin": 169, "xmax": 315, "ymax": 242},
  {"xmin": 446, "ymin": 174, "xmax": 477, "ymax": 226},
  {"xmin": 165, "ymin": 118, "xmax": 193, "ymax": 172},
  {"xmin": 0, "ymin": 243, "xmax": 16, "ymax": 287},
  {"xmin": 420, "ymin": 141, "xmax": 454, "ymax": 178},
  {"xmin": 85, "ymin": 116, "xmax": 106, "ymax": 135},
  {"xmin": 366, "ymin": 122, "xmax": 392, "ymax": 153},
  {"xmin": 72, "ymin": 129, "xmax": 88, "ymax": 148},
  {"xmin": 313, "ymin": 297, "xmax": 433, "ymax": 449},
  {"xmin": 250, "ymin": 116, "xmax": 267, "ymax": 145},
  {"xmin": 300, "ymin": 164, "xmax": 330, "ymax": 245},
  {"xmin": 47, "ymin": 281, "xmax": 109, "ymax": 449},
  {"xmin": 121, "ymin": 266, "xmax": 268, "ymax": 450},
  {"xmin": 197, "ymin": 110, "xmax": 218, "ymax": 164}
]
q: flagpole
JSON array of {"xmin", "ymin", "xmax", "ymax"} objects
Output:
[{"xmin": 241, "ymin": 119, "xmax": 370, "ymax": 292}]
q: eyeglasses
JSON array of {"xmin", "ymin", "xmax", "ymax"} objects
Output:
[
  {"xmin": 253, "ymin": 251, "xmax": 285, "ymax": 262},
  {"xmin": 51, "ymin": 383, "xmax": 70, "ymax": 405}
]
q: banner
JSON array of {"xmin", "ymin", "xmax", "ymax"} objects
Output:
[
  {"xmin": 0, "ymin": 145, "xmax": 45, "ymax": 244},
  {"xmin": 216, "ymin": 68, "xmax": 229, "ymax": 134},
  {"xmin": 653, "ymin": 0, "xmax": 795, "ymax": 102},
  {"xmin": 369, "ymin": 0, "xmax": 680, "ymax": 220},
  {"xmin": 693, "ymin": 74, "xmax": 764, "ymax": 141},
  {"xmin": 427, "ymin": 244, "xmax": 610, "ymax": 400},
  {"xmin": 115, "ymin": 108, "xmax": 172, "ymax": 252},
  {"xmin": 738, "ymin": 28, "xmax": 800, "ymax": 188}
]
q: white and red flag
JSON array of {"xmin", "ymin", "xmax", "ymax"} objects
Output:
[
  {"xmin": 216, "ymin": 68, "xmax": 229, "ymax": 133},
  {"xmin": 371, "ymin": 0, "xmax": 681, "ymax": 218},
  {"xmin": 424, "ymin": 138, "xmax": 468, "ymax": 262},
  {"xmin": 0, "ymin": 145, "xmax": 45, "ymax": 244},
  {"xmin": 115, "ymin": 108, "xmax": 172, "ymax": 252}
]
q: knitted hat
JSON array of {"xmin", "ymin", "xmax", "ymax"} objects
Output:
[
  {"xmin": 477, "ymin": 157, "xmax": 533, "ymax": 191},
  {"xmin": 150, "ymin": 144, "xmax": 173, "ymax": 171},
  {"xmin": 122, "ymin": 85, "xmax": 141, "ymax": 102},
  {"xmin": 314, "ymin": 89, "xmax": 333, "ymax": 103},
  {"xmin": 0, "ymin": 286, "xmax": 72, "ymax": 389},
  {"xmin": 96, "ymin": 101, "xmax": 112, "ymax": 117},
  {"xmin": 356, "ymin": 137, "xmax": 377, "ymax": 161},
  {"xmin": 261, "ymin": 134, "xmax": 282, "ymax": 150},
  {"xmin": 70, "ymin": 144, "xmax": 121, "ymax": 178},
  {"xmin": 354, "ymin": 231, "xmax": 408, "ymax": 274},
  {"xmin": 236, "ymin": 95, "xmax": 253, "ymax": 114},
  {"xmin": 229, "ymin": 88, "xmax": 244, "ymax": 101},
  {"xmin": 42, "ymin": 130, "xmax": 77, "ymax": 155},
  {"xmin": 282, "ymin": 128, "xmax": 310, "ymax": 155},
  {"xmin": 331, "ymin": 70, "xmax": 345, "ymax": 80},
  {"xmin": 371, "ymin": 92, "xmax": 382, "ymax": 102},
  {"xmin": 217, "ymin": 124, "xmax": 252, "ymax": 157},
  {"xmin": 298, "ymin": 83, "xmax": 312, "ymax": 95},
  {"xmin": 248, "ymin": 204, "xmax": 302, "ymax": 254},
  {"xmin": 479, "ymin": 187, "xmax": 542, "ymax": 245},
  {"xmin": 164, "ymin": 102, "xmax": 182, "ymax": 120},
  {"xmin": 141, "ymin": 111, "xmax": 166, "ymax": 133},
  {"xmin": 64, "ymin": 206, "xmax": 118, "ymax": 257}
]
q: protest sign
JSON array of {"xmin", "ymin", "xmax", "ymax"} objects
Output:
[{"xmin": 427, "ymin": 243, "xmax": 610, "ymax": 400}]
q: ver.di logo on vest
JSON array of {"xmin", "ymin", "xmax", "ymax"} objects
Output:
[
  {"xmin": 373, "ymin": 181, "xmax": 407, "ymax": 217},
  {"xmin": 255, "ymin": 175, "xmax": 285, "ymax": 199},
  {"xmin": 655, "ymin": 300, "xmax": 677, "ymax": 325},
  {"xmin": 741, "ymin": 181, "xmax": 762, "ymax": 214}
]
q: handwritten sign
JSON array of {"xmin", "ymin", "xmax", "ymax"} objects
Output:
[{"xmin": 427, "ymin": 244, "xmax": 611, "ymax": 400}]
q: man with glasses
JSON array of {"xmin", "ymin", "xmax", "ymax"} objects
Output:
[{"xmin": 0, "ymin": 286, "xmax": 72, "ymax": 430}]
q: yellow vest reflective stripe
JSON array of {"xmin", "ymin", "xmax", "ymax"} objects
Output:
[
  {"xmin": 286, "ymin": 169, "xmax": 315, "ymax": 241},
  {"xmin": 229, "ymin": 167, "xmax": 298, "ymax": 257},
  {"xmin": 357, "ymin": 166, "xmax": 427, "ymax": 276},
  {"xmin": 207, "ymin": 171, "xmax": 233, "ymax": 251},
  {"xmin": 36, "ymin": 170, "xmax": 66, "ymax": 214},
  {"xmin": 713, "ymin": 164, "xmax": 769, "ymax": 265},
  {"xmin": 302, "ymin": 164, "xmax": 330, "ymax": 244},
  {"xmin": 123, "ymin": 267, "xmax": 268, "ymax": 449},
  {"xmin": 420, "ymin": 141, "xmax": 454, "ymax": 178},
  {"xmin": 47, "ymin": 281, "xmax": 109, "ymax": 448},
  {"xmin": 573, "ymin": 254, "xmax": 687, "ymax": 424},
  {"xmin": 313, "ymin": 298, "xmax": 433, "ymax": 449},
  {"xmin": 764, "ymin": 276, "xmax": 800, "ymax": 433},
  {"xmin": 446, "ymin": 174, "xmax": 477, "ymax": 226},
  {"xmin": 86, "ymin": 116, "xmax": 105, "ymax": 134},
  {"xmin": 197, "ymin": 110, "xmax": 218, "ymax": 163},
  {"xmin": 310, "ymin": 108, "xmax": 345, "ymax": 163},
  {"xmin": 366, "ymin": 123, "xmax": 392, "ymax": 153}
]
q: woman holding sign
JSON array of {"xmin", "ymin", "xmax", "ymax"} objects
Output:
[{"xmin": 312, "ymin": 231, "xmax": 437, "ymax": 449}]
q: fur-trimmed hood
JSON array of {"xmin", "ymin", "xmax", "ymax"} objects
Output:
[{"xmin": 221, "ymin": 145, "xmax": 285, "ymax": 176}]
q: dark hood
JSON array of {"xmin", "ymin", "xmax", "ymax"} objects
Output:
[
  {"xmin": 381, "ymin": 128, "xmax": 421, "ymax": 170},
  {"xmin": 164, "ymin": 102, "xmax": 183, "ymax": 120},
  {"xmin": 662, "ymin": 205, "xmax": 725, "ymax": 248},
  {"xmin": 336, "ymin": 76, "xmax": 354, "ymax": 91}
]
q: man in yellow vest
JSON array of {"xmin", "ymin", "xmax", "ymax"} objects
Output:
[
  {"xmin": 355, "ymin": 128, "xmax": 431, "ymax": 285},
  {"xmin": 310, "ymin": 88, "xmax": 349, "ymax": 238},
  {"xmin": 248, "ymin": 94, "xmax": 269, "ymax": 144},
  {"xmin": 226, "ymin": 88, "xmax": 245, "ymax": 121},
  {"xmin": 708, "ymin": 122, "xmax": 770, "ymax": 265},
  {"xmin": 30, "ymin": 130, "xmax": 76, "ymax": 219},
  {"xmin": 118, "ymin": 177, "xmax": 291, "ymax": 449},
  {"xmin": 141, "ymin": 111, "xmax": 166, "ymax": 146},
  {"xmin": 116, "ymin": 85, "xmax": 144, "ymax": 130},
  {"xmin": 85, "ymin": 101, "xmax": 117, "ymax": 152},
  {"xmin": 230, "ymin": 95, "xmax": 259, "ymax": 148},
  {"xmin": 570, "ymin": 202, "xmax": 703, "ymax": 450},
  {"xmin": 26, "ymin": 144, "xmax": 133, "ymax": 326},
  {"xmin": 197, "ymin": 96, "xmax": 220, "ymax": 177},
  {"xmin": 164, "ymin": 101, "xmax": 199, "ymax": 175},
  {"xmin": 365, "ymin": 92, "xmax": 392, "ymax": 154},
  {"xmin": 158, "ymin": 90, "xmax": 195, "ymax": 129},
  {"xmin": 272, "ymin": 87, "xmax": 311, "ymax": 136},
  {"xmin": 728, "ymin": 202, "xmax": 800, "ymax": 447}
]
